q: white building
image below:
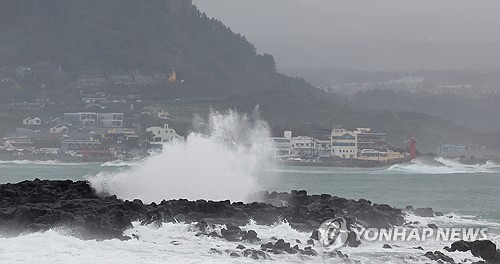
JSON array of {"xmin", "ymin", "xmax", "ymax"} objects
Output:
[
  {"xmin": 331, "ymin": 128, "xmax": 357, "ymax": 159},
  {"xmin": 60, "ymin": 139, "xmax": 102, "ymax": 151},
  {"xmin": 315, "ymin": 139, "xmax": 332, "ymax": 158},
  {"xmin": 291, "ymin": 136, "xmax": 316, "ymax": 157},
  {"xmin": 267, "ymin": 137, "xmax": 291, "ymax": 158},
  {"xmin": 284, "ymin": 131, "xmax": 292, "ymax": 140},
  {"xmin": 146, "ymin": 124, "xmax": 183, "ymax": 143},
  {"xmin": 77, "ymin": 73, "xmax": 107, "ymax": 87},
  {"xmin": 111, "ymin": 75, "xmax": 133, "ymax": 85},
  {"xmin": 64, "ymin": 112, "xmax": 123, "ymax": 128},
  {"xmin": 354, "ymin": 128, "xmax": 387, "ymax": 151},
  {"xmin": 49, "ymin": 125, "xmax": 68, "ymax": 134},
  {"xmin": 23, "ymin": 117, "xmax": 41, "ymax": 126},
  {"xmin": 157, "ymin": 111, "xmax": 169, "ymax": 120},
  {"xmin": 98, "ymin": 113, "xmax": 124, "ymax": 128},
  {"xmin": 267, "ymin": 131, "xmax": 292, "ymax": 158}
]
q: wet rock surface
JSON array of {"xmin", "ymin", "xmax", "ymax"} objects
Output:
[
  {"xmin": 257, "ymin": 190, "xmax": 405, "ymax": 229},
  {"xmin": 446, "ymin": 240, "xmax": 500, "ymax": 263},
  {"xmin": 0, "ymin": 180, "xmax": 405, "ymax": 240},
  {"xmin": 404, "ymin": 206, "xmax": 445, "ymax": 218},
  {"xmin": 424, "ymin": 250, "xmax": 456, "ymax": 263}
]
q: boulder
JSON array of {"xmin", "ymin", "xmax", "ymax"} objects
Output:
[
  {"xmin": 469, "ymin": 240, "xmax": 497, "ymax": 262},
  {"xmin": 427, "ymin": 223, "xmax": 439, "ymax": 229},
  {"xmin": 413, "ymin": 207, "xmax": 435, "ymax": 217},
  {"xmin": 424, "ymin": 251, "xmax": 455, "ymax": 263},
  {"xmin": 448, "ymin": 240, "xmax": 497, "ymax": 262},
  {"xmin": 221, "ymin": 224, "xmax": 242, "ymax": 242},
  {"xmin": 236, "ymin": 244, "xmax": 245, "ymax": 250},
  {"xmin": 241, "ymin": 230, "xmax": 260, "ymax": 243}
]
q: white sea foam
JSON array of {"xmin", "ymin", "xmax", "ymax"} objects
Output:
[
  {"xmin": 88, "ymin": 109, "xmax": 273, "ymax": 203},
  {"xmin": 0, "ymin": 220, "xmax": 489, "ymax": 264},
  {"xmin": 405, "ymin": 212, "xmax": 500, "ymax": 231},
  {"xmin": 386, "ymin": 157, "xmax": 500, "ymax": 174},
  {"xmin": 100, "ymin": 160, "xmax": 143, "ymax": 167},
  {"xmin": 0, "ymin": 160, "xmax": 83, "ymax": 166}
]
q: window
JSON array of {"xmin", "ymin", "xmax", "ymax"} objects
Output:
[
  {"xmin": 332, "ymin": 142, "xmax": 355, "ymax": 147},
  {"xmin": 332, "ymin": 133, "xmax": 355, "ymax": 140}
]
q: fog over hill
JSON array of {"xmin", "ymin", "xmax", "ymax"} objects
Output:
[
  {"xmin": 195, "ymin": 0, "xmax": 500, "ymax": 145},
  {"xmin": 195, "ymin": 0, "xmax": 500, "ymax": 71}
]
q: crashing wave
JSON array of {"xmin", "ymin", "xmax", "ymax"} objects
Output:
[{"xmin": 88, "ymin": 108, "xmax": 273, "ymax": 203}]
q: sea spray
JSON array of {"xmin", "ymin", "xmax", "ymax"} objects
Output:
[{"xmin": 89, "ymin": 109, "xmax": 274, "ymax": 203}]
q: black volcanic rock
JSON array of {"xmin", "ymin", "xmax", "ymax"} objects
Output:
[
  {"xmin": 0, "ymin": 179, "xmax": 134, "ymax": 239},
  {"xmin": 258, "ymin": 190, "xmax": 404, "ymax": 229},
  {"xmin": 243, "ymin": 249, "xmax": 270, "ymax": 260},
  {"xmin": 260, "ymin": 239, "xmax": 318, "ymax": 256},
  {"xmin": 242, "ymin": 229, "xmax": 260, "ymax": 243},
  {"xmin": 424, "ymin": 251, "xmax": 455, "ymax": 263},
  {"xmin": 448, "ymin": 240, "xmax": 499, "ymax": 263},
  {"xmin": 0, "ymin": 181, "xmax": 405, "ymax": 242},
  {"xmin": 413, "ymin": 207, "xmax": 435, "ymax": 217},
  {"xmin": 221, "ymin": 224, "xmax": 242, "ymax": 242}
]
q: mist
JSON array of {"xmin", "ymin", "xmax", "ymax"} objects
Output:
[
  {"xmin": 194, "ymin": 0, "xmax": 500, "ymax": 71},
  {"xmin": 88, "ymin": 109, "xmax": 274, "ymax": 203}
]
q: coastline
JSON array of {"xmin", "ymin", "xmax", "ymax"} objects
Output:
[
  {"xmin": 276, "ymin": 158, "xmax": 409, "ymax": 168},
  {"xmin": 0, "ymin": 155, "xmax": 497, "ymax": 170},
  {"xmin": 1, "ymin": 179, "xmax": 497, "ymax": 263}
]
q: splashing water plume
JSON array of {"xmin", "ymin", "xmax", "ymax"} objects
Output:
[{"xmin": 89, "ymin": 109, "xmax": 273, "ymax": 203}]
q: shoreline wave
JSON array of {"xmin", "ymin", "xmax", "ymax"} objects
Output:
[
  {"xmin": 384, "ymin": 157, "xmax": 500, "ymax": 175},
  {"xmin": 0, "ymin": 160, "xmax": 87, "ymax": 166}
]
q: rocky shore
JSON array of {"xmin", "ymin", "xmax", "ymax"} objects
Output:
[
  {"xmin": 0, "ymin": 179, "xmax": 498, "ymax": 263},
  {"xmin": 0, "ymin": 179, "xmax": 404, "ymax": 239}
]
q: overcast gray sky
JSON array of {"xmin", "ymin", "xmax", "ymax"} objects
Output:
[{"xmin": 194, "ymin": 0, "xmax": 500, "ymax": 71}]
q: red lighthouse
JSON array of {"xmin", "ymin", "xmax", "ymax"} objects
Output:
[{"xmin": 409, "ymin": 133, "xmax": 417, "ymax": 160}]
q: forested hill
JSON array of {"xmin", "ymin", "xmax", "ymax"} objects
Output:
[
  {"xmin": 0, "ymin": 0, "xmax": 343, "ymax": 119},
  {"xmin": 0, "ymin": 0, "xmax": 496, "ymax": 152},
  {"xmin": 0, "ymin": 0, "xmax": 285, "ymax": 94}
]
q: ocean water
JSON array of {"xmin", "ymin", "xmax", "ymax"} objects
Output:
[
  {"xmin": 1, "ymin": 111, "xmax": 499, "ymax": 263},
  {"xmin": 1, "ymin": 158, "xmax": 499, "ymax": 263}
]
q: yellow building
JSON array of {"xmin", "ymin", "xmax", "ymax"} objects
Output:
[{"xmin": 357, "ymin": 149, "xmax": 404, "ymax": 162}]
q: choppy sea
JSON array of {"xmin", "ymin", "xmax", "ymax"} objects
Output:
[{"xmin": 1, "ymin": 157, "xmax": 499, "ymax": 263}]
